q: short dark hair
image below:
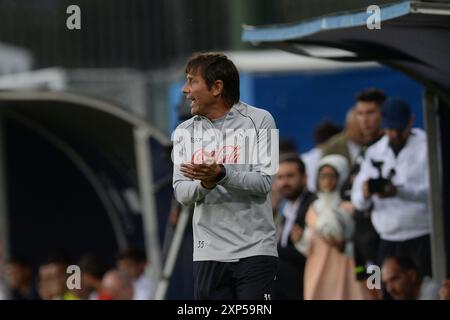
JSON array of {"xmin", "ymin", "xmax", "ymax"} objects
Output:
[
  {"xmin": 7, "ymin": 257, "xmax": 31, "ymax": 268},
  {"xmin": 41, "ymin": 251, "xmax": 70, "ymax": 267},
  {"xmin": 117, "ymin": 246, "xmax": 147, "ymax": 263},
  {"xmin": 279, "ymin": 155, "xmax": 306, "ymax": 175},
  {"xmin": 314, "ymin": 120, "xmax": 342, "ymax": 145},
  {"xmin": 78, "ymin": 254, "xmax": 107, "ymax": 279},
  {"xmin": 279, "ymin": 138, "xmax": 298, "ymax": 155},
  {"xmin": 185, "ymin": 52, "xmax": 240, "ymax": 106},
  {"xmin": 384, "ymin": 255, "xmax": 421, "ymax": 278},
  {"xmin": 355, "ymin": 88, "xmax": 386, "ymax": 106}
]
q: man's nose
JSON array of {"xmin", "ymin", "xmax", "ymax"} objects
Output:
[{"xmin": 182, "ymin": 83, "xmax": 189, "ymax": 94}]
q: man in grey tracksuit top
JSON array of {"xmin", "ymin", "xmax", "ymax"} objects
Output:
[{"xmin": 172, "ymin": 52, "xmax": 278, "ymax": 300}]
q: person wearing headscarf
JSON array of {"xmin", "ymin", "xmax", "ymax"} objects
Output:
[{"xmin": 295, "ymin": 154, "xmax": 372, "ymax": 299}]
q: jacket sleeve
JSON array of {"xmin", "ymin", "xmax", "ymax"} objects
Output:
[
  {"xmin": 351, "ymin": 152, "xmax": 373, "ymax": 211},
  {"xmin": 396, "ymin": 144, "xmax": 429, "ymax": 202},
  {"xmin": 173, "ymin": 165, "xmax": 212, "ymax": 206},
  {"xmin": 216, "ymin": 165, "xmax": 273, "ymax": 196},
  {"xmin": 216, "ymin": 111, "xmax": 277, "ymax": 197},
  {"xmin": 396, "ymin": 184, "xmax": 429, "ymax": 202},
  {"xmin": 171, "ymin": 124, "xmax": 212, "ymax": 206}
]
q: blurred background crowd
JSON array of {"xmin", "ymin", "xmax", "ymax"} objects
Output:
[{"xmin": 1, "ymin": 246, "xmax": 154, "ymax": 300}]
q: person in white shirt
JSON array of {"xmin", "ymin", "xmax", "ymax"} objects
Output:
[
  {"xmin": 382, "ymin": 255, "xmax": 440, "ymax": 300},
  {"xmin": 117, "ymin": 247, "xmax": 154, "ymax": 300},
  {"xmin": 351, "ymin": 98, "xmax": 431, "ymax": 277}
]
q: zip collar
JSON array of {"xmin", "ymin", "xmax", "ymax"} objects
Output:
[{"xmin": 192, "ymin": 101, "xmax": 247, "ymax": 123}]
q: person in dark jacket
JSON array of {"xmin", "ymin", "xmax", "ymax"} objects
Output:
[{"xmin": 274, "ymin": 155, "xmax": 316, "ymax": 299}]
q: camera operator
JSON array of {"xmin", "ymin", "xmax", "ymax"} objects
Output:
[{"xmin": 351, "ymin": 98, "xmax": 431, "ymax": 278}]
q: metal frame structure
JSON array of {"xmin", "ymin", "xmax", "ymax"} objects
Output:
[
  {"xmin": 423, "ymin": 90, "xmax": 446, "ymax": 279},
  {"xmin": 0, "ymin": 90, "xmax": 170, "ymax": 292}
]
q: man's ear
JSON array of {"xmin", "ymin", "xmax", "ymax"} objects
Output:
[{"xmin": 212, "ymin": 80, "xmax": 224, "ymax": 97}]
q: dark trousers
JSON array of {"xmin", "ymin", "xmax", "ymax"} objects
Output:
[
  {"xmin": 275, "ymin": 244, "xmax": 305, "ymax": 300},
  {"xmin": 353, "ymin": 212, "xmax": 380, "ymax": 280},
  {"xmin": 194, "ymin": 255, "xmax": 278, "ymax": 300},
  {"xmin": 377, "ymin": 234, "xmax": 432, "ymax": 277}
]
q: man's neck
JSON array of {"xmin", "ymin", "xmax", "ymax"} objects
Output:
[
  {"xmin": 287, "ymin": 188, "xmax": 305, "ymax": 202},
  {"xmin": 209, "ymin": 110, "xmax": 229, "ymax": 120},
  {"xmin": 93, "ymin": 279, "xmax": 102, "ymax": 291},
  {"xmin": 390, "ymin": 132, "xmax": 411, "ymax": 156},
  {"xmin": 390, "ymin": 140, "xmax": 407, "ymax": 157},
  {"xmin": 363, "ymin": 131, "xmax": 384, "ymax": 146},
  {"xmin": 18, "ymin": 283, "xmax": 31, "ymax": 297},
  {"xmin": 205, "ymin": 101, "xmax": 233, "ymax": 120}
]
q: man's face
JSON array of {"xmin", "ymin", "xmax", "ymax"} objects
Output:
[
  {"xmin": 101, "ymin": 273, "xmax": 121, "ymax": 300},
  {"xmin": 5, "ymin": 263, "xmax": 29, "ymax": 289},
  {"xmin": 38, "ymin": 263, "xmax": 67, "ymax": 299},
  {"xmin": 355, "ymin": 101, "xmax": 382, "ymax": 137},
  {"xmin": 382, "ymin": 259, "xmax": 417, "ymax": 300},
  {"xmin": 101, "ymin": 272, "xmax": 134, "ymax": 300},
  {"xmin": 385, "ymin": 127, "xmax": 410, "ymax": 148},
  {"xmin": 182, "ymin": 70, "xmax": 216, "ymax": 117},
  {"xmin": 276, "ymin": 162, "xmax": 306, "ymax": 200},
  {"xmin": 117, "ymin": 258, "xmax": 145, "ymax": 279}
]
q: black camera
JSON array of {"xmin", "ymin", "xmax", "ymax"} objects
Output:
[{"xmin": 368, "ymin": 160, "xmax": 395, "ymax": 194}]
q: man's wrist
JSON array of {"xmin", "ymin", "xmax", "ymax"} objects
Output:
[
  {"xmin": 215, "ymin": 164, "xmax": 226, "ymax": 182},
  {"xmin": 383, "ymin": 184, "xmax": 397, "ymax": 197},
  {"xmin": 201, "ymin": 180, "xmax": 216, "ymax": 189},
  {"xmin": 391, "ymin": 184, "xmax": 397, "ymax": 196}
]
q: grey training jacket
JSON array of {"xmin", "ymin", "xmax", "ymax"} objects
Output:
[{"xmin": 172, "ymin": 101, "xmax": 279, "ymax": 261}]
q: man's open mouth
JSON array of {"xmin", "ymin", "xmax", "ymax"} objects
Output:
[{"xmin": 187, "ymin": 96, "xmax": 196, "ymax": 107}]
